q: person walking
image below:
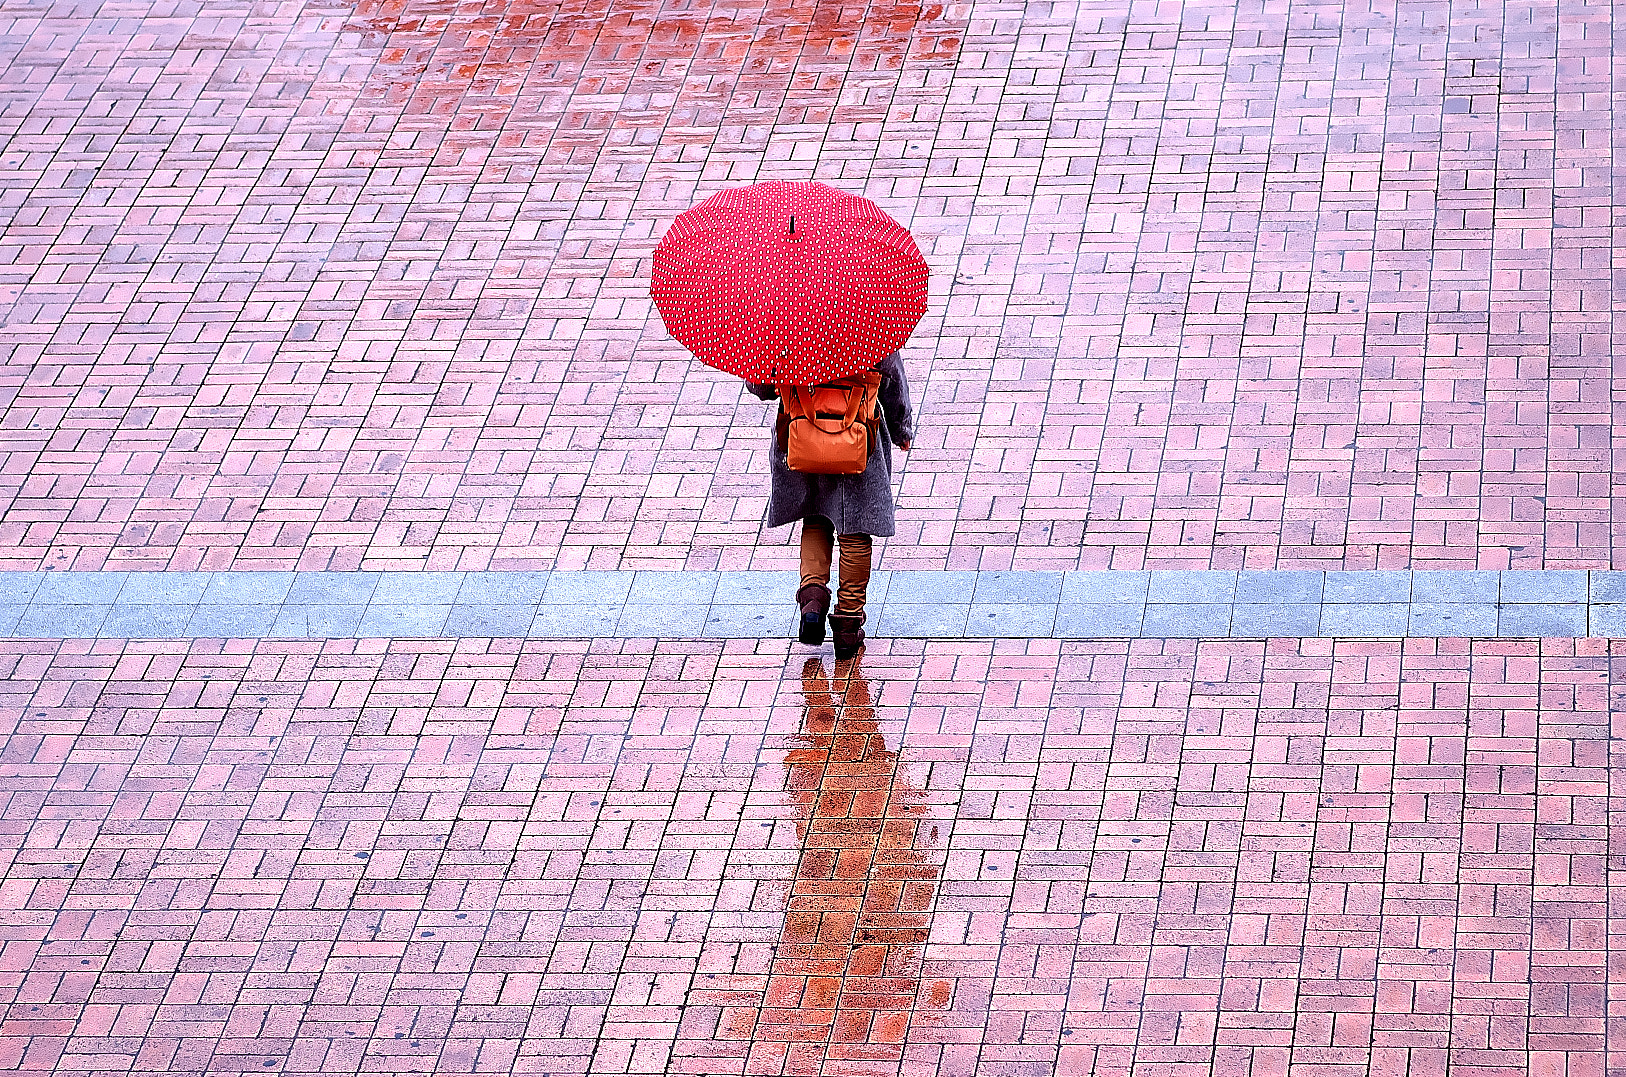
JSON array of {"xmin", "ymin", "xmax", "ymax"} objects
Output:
[
  {"xmin": 649, "ymin": 179, "xmax": 930, "ymax": 660},
  {"xmin": 746, "ymin": 352, "xmax": 914, "ymax": 660}
]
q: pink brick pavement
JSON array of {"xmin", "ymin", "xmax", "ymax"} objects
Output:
[
  {"xmin": 0, "ymin": 3, "xmax": 1619, "ymax": 1076},
  {"xmin": 0, "ymin": 0, "xmax": 1617, "ymax": 573},
  {"xmin": 0, "ymin": 634, "xmax": 1611, "ymax": 1075}
]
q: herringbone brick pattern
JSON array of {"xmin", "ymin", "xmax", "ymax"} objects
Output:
[
  {"xmin": 0, "ymin": 0, "xmax": 1615, "ymax": 573},
  {"xmin": 0, "ymin": 636, "xmax": 1608, "ymax": 1074},
  {"xmin": 0, "ymin": 1, "xmax": 1619, "ymax": 1073}
]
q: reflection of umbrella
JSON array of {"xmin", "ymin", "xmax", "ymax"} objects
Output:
[{"xmin": 650, "ymin": 180, "xmax": 928, "ymax": 385}]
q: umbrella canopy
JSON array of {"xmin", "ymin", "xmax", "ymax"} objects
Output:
[{"xmin": 650, "ymin": 180, "xmax": 928, "ymax": 385}]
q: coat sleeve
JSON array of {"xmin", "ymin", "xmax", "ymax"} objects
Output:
[
  {"xmin": 877, "ymin": 352, "xmax": 914, "ymax": 445},
  {"xmin": 744, "ymin": 382, "xmax": 779, "ymax": 402}
]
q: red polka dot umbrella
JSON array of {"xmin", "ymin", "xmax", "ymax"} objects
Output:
[{"xmin": 650, "ymin": 180, "xmax": 929, "ymax": 385}]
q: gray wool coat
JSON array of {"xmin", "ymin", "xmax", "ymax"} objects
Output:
[{"xmin": 746, "ymin": 351, "xmax": 915, "ymax": 537}]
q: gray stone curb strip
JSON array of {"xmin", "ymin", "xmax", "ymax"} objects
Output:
[{"xmin": 0, "ymin": 569, "xmax": 1618, "ymax": 639}]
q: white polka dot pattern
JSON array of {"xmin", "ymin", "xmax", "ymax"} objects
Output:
[{"xmin": 649, "ymin": 180, "xmax": 930, "ymax": 384}]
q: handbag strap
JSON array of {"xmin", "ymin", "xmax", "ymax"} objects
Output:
[{"xmin": 777, "ymin": 371, "xmax": 882, "ymax": 429}]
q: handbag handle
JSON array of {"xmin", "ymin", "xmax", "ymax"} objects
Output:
[
  {"xmin": 780, "ymin": 385, "xmax": 857, "ymax": 434},
  {"xmin": 777, "ymin": 372, "xmax": 881, "ymax": 431}
]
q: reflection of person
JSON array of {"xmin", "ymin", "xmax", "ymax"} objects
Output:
[
  {"xmin": 742, "ymin": 656, "xmax": 940, "ymax": 1070},
  {"xmin": 746, "ymin": 352, "xmax": 915, "ymax": 660}
]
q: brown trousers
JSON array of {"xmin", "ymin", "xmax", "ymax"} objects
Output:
[{"xmin": 799, "ymin": 516, "xmax": 873, "ymax": 615}]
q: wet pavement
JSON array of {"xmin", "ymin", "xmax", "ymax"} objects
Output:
[
  {"xmin": 3, "ymin": 567, "xmax": 1626, "ymax": 639},
  {"xmin": 717, "ymin": 660, "xmax": 942, "ymax": 1074},
  {"xmin": 0, "ymin": 0, "xmax": 1620, "ymax": 1074},
  {"xmin": 0, "ymin": 0, "xmax": 1614, "ymax": 574},
  {"xmin": 0, "ymin": 635, "xmax": 1613, "ymax": 1074}
]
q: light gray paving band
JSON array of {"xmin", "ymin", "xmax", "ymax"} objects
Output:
[{"xmin": 0, "ymin": 569, "xmax": 1619, "ymax": 639}]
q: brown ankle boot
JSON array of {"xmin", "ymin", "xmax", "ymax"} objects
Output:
[
  {"xmin": 796, "ymin": 583, "xmax": 831, "ymax": 645},
  {"xmin": 829, "ymin": 611, "xmax": 865, "ymax": 660}
]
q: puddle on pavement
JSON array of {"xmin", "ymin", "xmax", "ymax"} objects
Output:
[
  {"xmin": 343, "ymin": 0, "xmax": 963, "ymax": 146},
  {"xmin": 347, "ymin": 0, "xmax": 958, "ymax": 62},
  {"xmin": 720, "ymin": 657, "xmax": 946, "ymax": 1074}
]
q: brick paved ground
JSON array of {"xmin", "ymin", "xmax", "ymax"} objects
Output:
[
  {"xmin": 1, "ymin": 0, "xmax": 1621, "ymax": 1074},
  {"xmin": 0, "ymin": 636, "xmax": 1610, "ymax": 1075},
  {"xmin": 0, "ymin": 0, "xmax": 1616, "ymax": 573}
]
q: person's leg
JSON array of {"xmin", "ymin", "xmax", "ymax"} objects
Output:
[
  {"xmin": 834, "ymin": 533, "xmax": 873, "ymax": 614},
  {"xmin": 797, "ymin": 517, "xmax": 835, "ymax": 645},
  {"xmin": 800, "ymin": 516, "xmax": 834, "ymax": 589},
  {"xmin": 830, "ymin": 532, "xmax": 872, "ymax": 660}
]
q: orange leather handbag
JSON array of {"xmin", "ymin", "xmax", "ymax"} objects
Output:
[{"xmin": 777, "ymin": 371, "xmax": 884, "ymax": 475}]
